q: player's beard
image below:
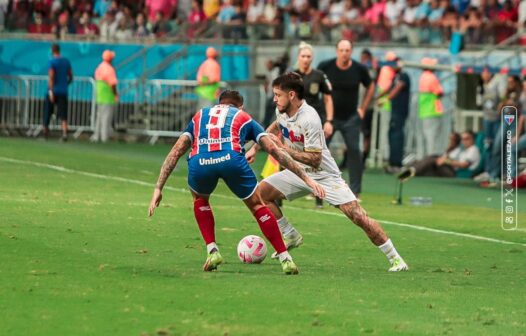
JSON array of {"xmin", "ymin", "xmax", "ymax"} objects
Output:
[{"xmin": 277, "ymin": 100, "xmax": 292, "ymax": 114}]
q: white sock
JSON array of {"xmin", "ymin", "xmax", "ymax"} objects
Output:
[
  {"xmin": 378, "ymin": 239, "xmax": 400, "ymax": 263},
  {"xmin": 277, "ymin": 217, "xmax": 297, "ymax": 237},
  {"xmin": 278, "ymin": 251, "xmax": 292, "ymax": 262},
  {"xmin": 206, "ymin": 242, "xmax": 218, "ymax": 254}
]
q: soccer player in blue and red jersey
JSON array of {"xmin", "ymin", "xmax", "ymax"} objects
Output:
[{"xmin": 148, "ymin": 90, "xmax": 325, "ymax": 275}]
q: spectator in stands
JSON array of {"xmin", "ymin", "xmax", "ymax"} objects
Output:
[
  {"xmin": 217, "ymin": 0, "xmax": 236, "ymax": 23},
  {"xmin": 340, "ymin": 0, "xmax": 360, "ymax": 40},
  {"xmin": 229, "ymin": 2, "xmax": 247, "ymax": 39},
  {"xmin": 115, "ymin": 14, "xmax": 133, "ymax": 40},
  {"xmin": 145, "ymin": 0, "xmax": 177, "ymax": 22},
  {"xmin": 28, "ymin": 11, "xmax": 52, "ymax": 34},
  {"xmin": 321, "ymin": 0, "xmax": 344, "ymax": 41},
  {"xmin": 246, "ymin": 0, "xmax": 264, "ymax": 39},
  {"xmin": 52, "ymin": 11, "xmax": 75, "ymax": 39},
  {"xmin": 427, "ymin": 0, "xmax": 445, "ymax": 44},
  {"xmin": 384, "ymin": 0, "xmax": 402, "ymax": 40},
  {"xmin": 44, "ymin": 43, "xmax": 73, "ymax": 141},
  {"xmin": 196, "ymin": 47, "xmax": 221, "ymax": 110},
  {"xmin": 440, "ymin": 2, "xmax": 459, "ymax": 41},
  {"xmin": 134, "ymin": 12, "xmax": 151, "ymax": 37},
  {"xmin": 261, "ymin": 0, "xmax": 280, "ymax": 39},
  {"xmin": 92, "ymin": 50, "xmax": 118, "ymax": 143},
  {"xmin": 460, "ymin": 6, "xmax": 483, "ymax": 44},
  {"xmin": 494, "ymin": 0, "xmax": 518, "ymax": 43},
  {"xmin": 418, "ymin": 57, "xmax": 444, "ymax": 156},
  {"xmin": 94, "ymin": 0, "xmax": 112, "ymax": 18},
  {"xmin": 188, "ymin": 0, "xmax": 208, "ymax": 38},
  {"xmin": 99, "ymin": 10, "xmax": 118, "ymax": 41},
  {"xmin": 203, "ymin": 0, "xmax": 221, "ymax": 18},
  {"xmin": 398, "ymin": 131, "xmax": 480, "ymax": 179},
  {"xmin": 319, "ymin": 39, "xmax": 375, "ymax": 197},
  {"xmin": 399, "ymin": 0, "xmax": 419, "ymax": 45},
  {"xmin": 151, "ymin": 10, "xmax": 172, "ymax": 37},
  {"xmin": 77, "ymin": 11, "xmax": 99, "ymax": 36}
]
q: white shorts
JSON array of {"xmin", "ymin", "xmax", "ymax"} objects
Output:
[{"xmin": 263, "ymin": 170, "xmax": 356, "ymax": 206}]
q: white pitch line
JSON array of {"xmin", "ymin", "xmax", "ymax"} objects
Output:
[{"xmin": 2, "ymin": 156, "xmax": 525, "ymax": 248}]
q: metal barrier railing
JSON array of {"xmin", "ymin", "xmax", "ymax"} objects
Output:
[
  {"xmin": 1, "ymin": 75, "xmax": 466, "ymax": 162},
  {"xmin": 368, "ymin": 90, "xmax": 456, "ymax": 168},
  {"xmin": 0, "ymin": 76, "xmax": 26, "ymax": 133}
]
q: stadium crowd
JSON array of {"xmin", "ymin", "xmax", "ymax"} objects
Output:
[{"xmin": 0, "ymin": 0, "xmax": 525, "ymax": 44}]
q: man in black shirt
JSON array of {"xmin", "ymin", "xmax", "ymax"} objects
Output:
[{"xmin": 318, "ymin": 40, "xmax": 375, "ymax": 197}]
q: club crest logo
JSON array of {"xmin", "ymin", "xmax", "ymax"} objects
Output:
[{"xmin": 504, "ymin": 115, "xmax": 515, "ymax": 126}]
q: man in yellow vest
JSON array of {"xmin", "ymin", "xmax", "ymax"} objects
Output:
[
  {"xmin": 418, "ymin": 57, "xmax": 444, "ymax": 156},
  {"xmin": 92, "ymin": 50, "xmax": 118, "ymax": 143}
]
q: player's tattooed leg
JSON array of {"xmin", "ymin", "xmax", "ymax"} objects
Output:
[{"xmin": 339, "ymin": 201, "xmax": 388, "ymax": 246}]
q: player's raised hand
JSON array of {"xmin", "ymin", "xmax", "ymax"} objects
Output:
[
  {"xmin": 268, "ymin": 133, "xmax": 285, "ymax": 148},
  {"xmin": 245, "ymin": 147, "xmax": 257, "ymax": 164},
  {"xmin": 305, "ymin": 177, "xmax": 325, "ymax": 199},
  {"xmin": 148, "ymin": 188, "xmax": 163, "ymax": 217}
]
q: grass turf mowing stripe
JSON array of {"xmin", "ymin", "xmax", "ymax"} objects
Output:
[{"xmin": 2, "ymin": 155, "xmax": 525, "ymax": 248}]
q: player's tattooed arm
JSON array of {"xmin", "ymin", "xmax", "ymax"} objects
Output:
[
  {"xmin": 155, "ymin": 135, "xmax": 192, "ymax": 190},
  {"xmin": 266, "ymin": 121, "xmax": 280, "ymax": 135},
  {"xmin": 284, "ymin": 147, "xmax": 322, "ymax": 169},
  {"xmin": 249, "ymin": 121, "xmax": 281, "ymax": 153},
  {"xmin": 259, "ymin": 136, "xmax": 325, "ymax": 198},
  {"xmin": 260, "ymin": 136, "xmax": 308, "ymax": 179}
]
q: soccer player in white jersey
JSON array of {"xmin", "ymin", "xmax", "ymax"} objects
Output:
[{"xmin": 246, "ymin": 72, "xmax": 408, "ymax": 272}]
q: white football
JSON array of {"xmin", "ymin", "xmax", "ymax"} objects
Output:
[{"xmin": 237, "ymin": 235, "xmax": 267, "ymax": 264}]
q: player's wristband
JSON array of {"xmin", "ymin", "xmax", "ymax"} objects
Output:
[{"xmin": 325, "ymin": 120, "xmax": 333, "ymax": 124}]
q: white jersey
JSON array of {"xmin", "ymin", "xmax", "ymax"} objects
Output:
[{"xmin": 275, "ymin": 101, "xmax": 340, "ymax": 177}]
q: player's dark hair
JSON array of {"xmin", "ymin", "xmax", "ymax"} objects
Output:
[
  {"xmin": 272, "ymin": 72, "xmax": 305, "ymax": 100},
  {"xmin": 218, "ymin": 90, "xmax": 243, "ymax": 108},
  {"xmin": 51, "ymin": 43, "xmax": 60, "ymax": 54}
]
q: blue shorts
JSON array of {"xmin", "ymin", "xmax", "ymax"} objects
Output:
[{"xmin": 188, "ymin": 151, "xmax": 258, "ymax": 199}]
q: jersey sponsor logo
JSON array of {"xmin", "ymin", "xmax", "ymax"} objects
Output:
[
  {"xmin": 199, "ymin": 206, "xmax": 211, "ymax": 211},
  {"xmin": 198, "ymin": 137, "xmax": 232, "ymax": 145},
  {"xmin": 198, "ymin": 153, "xmax": 231, "ymax": 166},
  {"xmin": 279, "ymin": 125, "xmax": 304, "ymax": 144}
]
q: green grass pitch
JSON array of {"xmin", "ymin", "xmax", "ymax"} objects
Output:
[{"xmin": 1, "ymin": 137, "xmax": 525, "ymax": 335}]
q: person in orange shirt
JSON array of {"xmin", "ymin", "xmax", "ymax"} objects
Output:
[
  {"xmin": 196, "ymin": 47, "xmax": 221, "ymax": 110},
  {"xmin": 418, "ymin": 57, "xmax": 444, "ymax": 156},
  {"xmin": 92, "ymin": 50, "xmax": 118, "ymax": 143}
]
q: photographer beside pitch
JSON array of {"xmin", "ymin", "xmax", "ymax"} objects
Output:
[
  {"xmin": 148, "ymin": 90, "xmax": 325, "ymax": 275},
  {"xmin": 245, "ymin": 73, "xmax": 409, "ymax": 272}
]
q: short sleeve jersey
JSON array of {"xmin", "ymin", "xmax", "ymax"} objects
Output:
[
  {"xmin": 318, "ymin": 58, "xmax": 372, "ymax": 120},
  {"xmin": 49, "ymin": 56, "xmax": 72, "ymax": 95},
  {"xmin": 275, "ymin": 101, "xmax": 340, "ymax": 176},
  {"xmin": 183, "ymin": 104, "xmax": 266, "ymax": 158}
]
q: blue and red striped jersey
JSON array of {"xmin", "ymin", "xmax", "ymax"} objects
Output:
[{"xmin": 182, "ymin": 104, "xmax": 266, "ymax": 158}]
